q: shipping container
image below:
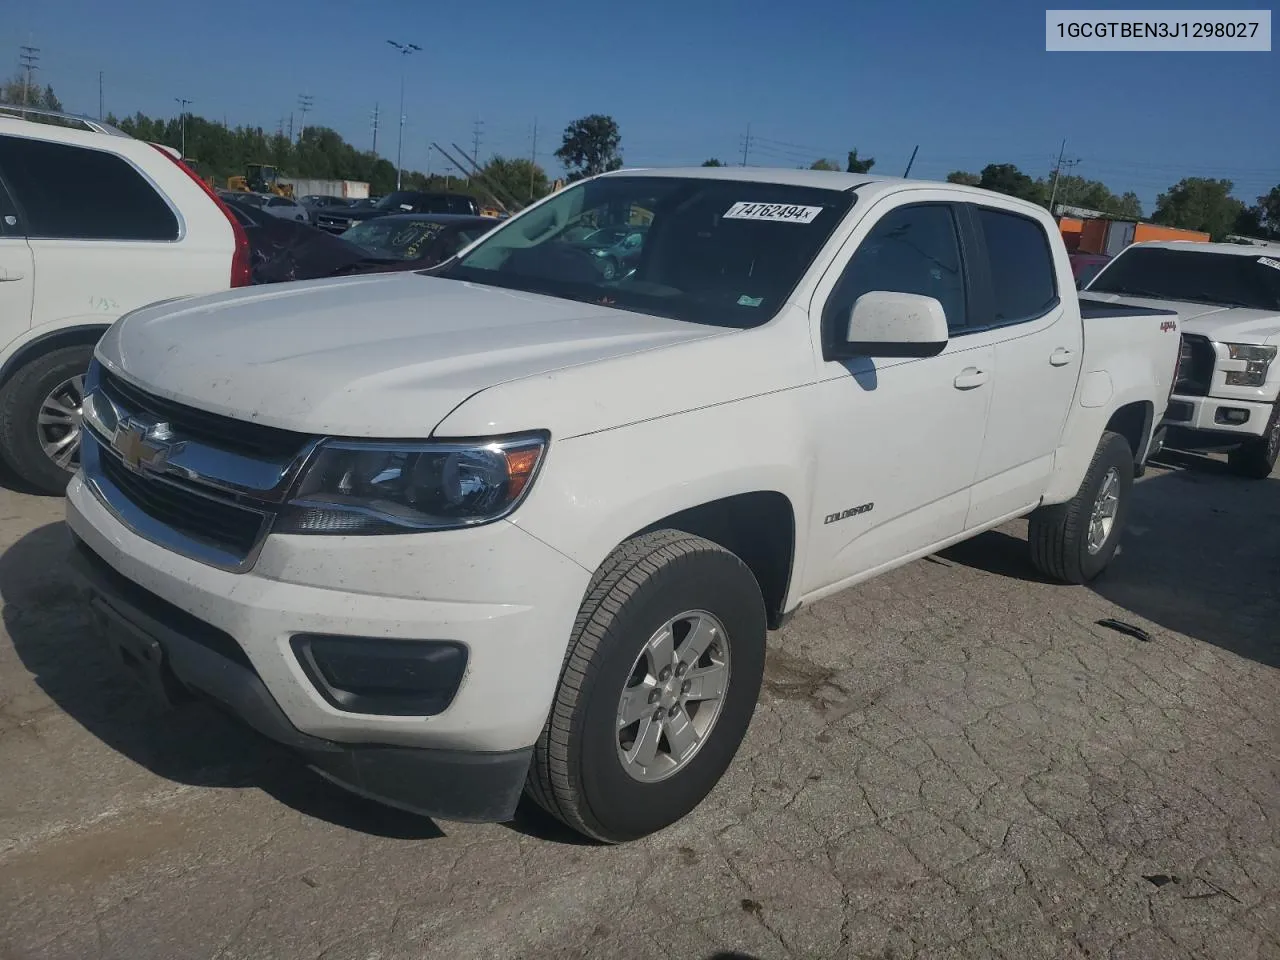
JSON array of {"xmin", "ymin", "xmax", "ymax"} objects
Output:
[{"xmin": 283, "ymin": 178, "xmax": 371, "ymax": 200}]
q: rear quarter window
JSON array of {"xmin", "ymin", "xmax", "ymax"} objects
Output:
[
  {"xmin": 975, "ymin": 207, "xmax": 1058, "ymax": 323},
  {"xmin": 0, "ymin": 135, "xmax": 180, "ymax": 241}
]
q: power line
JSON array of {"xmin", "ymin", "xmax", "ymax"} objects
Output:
[
  {"xmin": 472, "ymin": 117, "xmax": 484, "ymax": 167},
  {"xmin": 370, "ymin": 102, "xmax": 380, "ymax": 155},
  {"xmin": 740, "ymin": 122, "xmax": 752, "ymax": 166}
]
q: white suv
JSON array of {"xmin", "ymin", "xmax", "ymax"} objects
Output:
[{"xmin": 0, "ymin": 108, "xmax": 249, "ymax": 494}]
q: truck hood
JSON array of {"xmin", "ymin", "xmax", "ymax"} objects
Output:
[
  {"xmin": 1084, "ymin": 293, "xmax": 1280, "ymax": 344},
  {"xmin": 97, "ymin": 274, "xmax": 727, "ymax": 437}
]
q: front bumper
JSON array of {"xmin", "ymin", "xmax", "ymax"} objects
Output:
[
  {"xmin": 65, "ymin": 474, "xmax": 591, "ymax": 820},
  {"xmin": 1161, "ymin": 393, "xmax": 1274, "ymax": 440}
]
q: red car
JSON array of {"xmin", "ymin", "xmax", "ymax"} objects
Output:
[{"xmin": 1069, "ymin": 252, "xmax": 1111, "ymax": 288}]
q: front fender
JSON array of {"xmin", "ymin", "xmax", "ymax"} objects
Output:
[{"xmin": 509, "ymin": 389, "xmax": 814, "ymax": 608}]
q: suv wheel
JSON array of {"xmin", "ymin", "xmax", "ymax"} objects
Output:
[
  {"xmin": 1028, "ymin": 430, "xmax": 1134, "ymax": 584},
  {"xmin": 526, "ymin": 529, "xmax": 767, "ymax": 843},
  {"xmin": 0, "ymin": 344, "xmax": 96, "ymax": 495},
  {"xmin": 1227, "ymin": 404, "xmax": 1280, "ymax": 480}
]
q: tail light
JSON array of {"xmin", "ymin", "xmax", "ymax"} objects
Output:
[{"xmin": 151, "ymin": 145, "xmax": 252, "ymax": 288}]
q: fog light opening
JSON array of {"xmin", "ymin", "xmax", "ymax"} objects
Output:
[
  {"xmin": 1214, "ymin": 408, "xmax": 1250, "ymax": 426},
  {"xmin": 291, "ymin": 635, "xmax": 468, "ymax": 716}
]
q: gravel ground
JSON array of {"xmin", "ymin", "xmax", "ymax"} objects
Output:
[{"xmin": 0, "ymin": 453, "xmax": 1276, "ymax": 960}]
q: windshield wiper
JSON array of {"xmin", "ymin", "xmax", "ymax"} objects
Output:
[
  {"xmin": 1185, "ymin": 292, "xmax": 1255, "ymax": 309},
  {"xmin": 1095, "ymin": 286, "xmax": 1174, "ymax": 299}
]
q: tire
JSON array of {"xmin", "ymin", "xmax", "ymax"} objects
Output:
[
  {"xmin": 1028, "ymin": 431, "xmax": 1134, "ymax": 584},
  {"xmin": 0, "ymin": 344, "xmax": 95, "ymax": 495},
  {"xmin": 527, "ymin": 529, "xmax": 767, "ymax": 843},
  {"xmin": 1226, "ymin": 403, "xmax": 1280, "ymax": 480}
]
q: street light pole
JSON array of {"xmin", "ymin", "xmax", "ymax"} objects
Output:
[
  {"xmin": 386, "ymin": 40, "xmax": 421, "ymax": 190},
  {"xmin": 174, "ymin": 97, "xmax": 193, "ymax": 159}
]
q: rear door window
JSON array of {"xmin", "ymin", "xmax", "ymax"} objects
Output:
[
  {"xmin": 0, "ymin": 135, "xmax": 179, "ymax": 241},
  {"xmin": 974, "ymin": 207, "xmax": 1058, "ymax": 323}
]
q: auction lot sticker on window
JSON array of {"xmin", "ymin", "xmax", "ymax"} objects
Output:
[
  {"xmin": 1046, "ymin": 9, "xmax": 1271, "ymax": 51},
  {"xmin": 724, "ymin": 202, "xmax": 824, "ymax": 224}
]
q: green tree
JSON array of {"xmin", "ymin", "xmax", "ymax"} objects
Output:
[
  {"xmin": 701, "ymin": 158, "xmax": 724, "ymax": 167},
  {"xmin": 555, "ymin": 114, "xmax": 622, "ymax": 180},
  {"xmin": 978, "ymin": 163, "xmax": 1046, "ymax": 205},
  {"xmin": 1152, "ymin": 178, "xmax": 1244, "ymax": 240},
  {"xmin": 479, "ymin": 155, "xmax": 549, "ymax": 207},
  {"xmin": 810, "ymin": 158, "xmax": 840, "ymax": 171},
  {"xmin": 846, "ymin": 148, "xmax": 875, "ymax": 174},
  {"xmin": 946, "ymin": 170, "xmax": 981, "ymax": 186},
  {"xmin": 0, "ymin": 76, "xmax": 62, "ymax": 110},
  {"xmin": 1049, "ymin": 174, "xmax": 1142, "ymax": 218},
  {"xmin": 1254, "ymin": 184, "xmax": 1280, "ymax": 236}
]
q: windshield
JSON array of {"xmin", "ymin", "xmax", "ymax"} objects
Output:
[
  {"xmin": 1087, "ymin": 247, "xmax": 1280, "ymax": 311},
  {"xmin": 436, "ymin": 175, "xmax": 854, "ymax": 329},
  {"xmin": 342, "ymin": 218, "xmax": 447, "ymax": 260}
]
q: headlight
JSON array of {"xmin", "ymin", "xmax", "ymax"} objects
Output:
[
  {"xmin": 1224, "ymin": 343, "xmax": 1277, "ymax": 387},
  {"xmin": 276, "ymin": 435, "xmax": 547, "ymax": 535}
]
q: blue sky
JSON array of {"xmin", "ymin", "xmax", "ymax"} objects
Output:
[{"xmin": 4, "ymin": 0, "xmax": 1276, "ymax": 213}]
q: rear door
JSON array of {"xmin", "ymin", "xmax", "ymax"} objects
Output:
[
  {"xmin": 0, "ymin": 174, "xmax": 34, "ymax": 349},
  {"xmin": 0, "ymin": 134, "xmax": 205, "ymax": 335},
  {"xmin": 964, "ymin": 203, "xmax": 1082, "ymax": 529}
]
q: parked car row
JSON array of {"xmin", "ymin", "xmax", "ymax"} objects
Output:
[{"xmin": 1, "ymin": 110, "xmax": 1273, "ymax": 849}]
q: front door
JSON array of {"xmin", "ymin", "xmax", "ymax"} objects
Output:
[
  {"xmin": 801, "ymin": 197, "xmax": 993, "ymax": 594},
  {"xmin": 0, "ymin": 179, "xmax": 33, "ymax": 347}
]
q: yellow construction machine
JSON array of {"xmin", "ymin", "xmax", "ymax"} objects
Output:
[{"xmin": 226, "ymin": 164, "xmax": 294, "ymax": 198}]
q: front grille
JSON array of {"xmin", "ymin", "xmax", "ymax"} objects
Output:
[
  {"xmin": 101, "ymin": 370, "xmax": 308, "ymax": 461},
  {"xmin": 1174, "ymin": 334, "xmax": 1215, "ymax": 397},
  {"xmin": 99, "ymin": 449, "xmax": 268, "ymax": 556}
]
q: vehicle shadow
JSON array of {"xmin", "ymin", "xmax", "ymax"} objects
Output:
[
  {"xmin": 940, "ymin": 459, "xmax": 1279, "ymax": 668},
  {"xmin": 0, "ymin": 523, "xmax": 429, "ymax": 839}
]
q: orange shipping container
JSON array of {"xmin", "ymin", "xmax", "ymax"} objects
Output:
[{"xmin": 1133, "ymin": 223, "xmax": 1210, "ymax": 244}]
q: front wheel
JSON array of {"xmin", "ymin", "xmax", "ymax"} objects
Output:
[
  {"xmin": 1226, "ymin": 404, "xmax": 1279, "ymax": 479},
  {"xmin": 1028, "ymin": 430, "xmax": 1134, "ymax": 584},
  {"xmin": 0, "ymin": 344, "xmax": 96, "ymax": 495},
  {"xmin": 526, "ymin": 530, "xmax": 766, "ymax": 843}
]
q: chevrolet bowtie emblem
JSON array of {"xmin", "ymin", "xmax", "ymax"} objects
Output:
[{"xmin": 113, "ymin": 419, "xmax": 174, "ymax": 473}]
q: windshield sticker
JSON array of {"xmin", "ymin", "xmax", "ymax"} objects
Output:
[
  {"xmin": 1258, "ymin": 256, "xmax": 1280, "ymax": 271},
  {"xmin": 723, "ymin": 202, "xmax": 823, "ymax": 224},
  {"xmin": 737, "ymin": 294, "xmax": 764, "ymax": 307}
]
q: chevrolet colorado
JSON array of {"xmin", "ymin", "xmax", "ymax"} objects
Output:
[
  {"xmin": 1083, "ymin": 240, "xmax": 1280, "ymax": 478},
  {"xmin": 67, "ymin": 169, "xmax": 1180, "ymax": 842}
]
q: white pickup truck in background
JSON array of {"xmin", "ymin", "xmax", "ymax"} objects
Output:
[
  {"xmin": 1084, "ymin": 241, "xmax": 1280, "ymax": 478},
  {"xmin": 67, "ymin": 168, "xmax": 1180, "ymax": 843}
]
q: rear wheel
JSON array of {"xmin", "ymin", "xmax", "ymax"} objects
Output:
[
  {"xmin": 1227, "ymin": 404, "xmax": 1280, "ymax": 479},
  {"xmin": 527, "ymin": 530, "xmax": 767, "ymax": 843},
  {"xmin": 1028, "ymin": 431, "xmax": 1134, "ymax": 584},
  {"xmin": 0, "ymin": 344, "xmax": 96, "ymax": 495}
]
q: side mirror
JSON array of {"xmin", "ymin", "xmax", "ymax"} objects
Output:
[{"xmin": 840, "ymin": 291, "xmax": 950, "ymax": 358}]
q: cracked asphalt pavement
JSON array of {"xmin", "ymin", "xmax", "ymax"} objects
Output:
[{"xmin": 1, "ymin": 452, "xmax": 1276, "ymax": 960}]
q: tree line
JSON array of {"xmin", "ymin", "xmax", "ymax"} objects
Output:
[{"xmin": 2, "ymin": 79, "xmax": 1275, "ymax": 240}]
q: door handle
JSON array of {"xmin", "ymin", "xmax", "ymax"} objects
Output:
[
  {"xmin": 1050, "ymin": 348, "xmax": 1074, "ymax": 366},
  {"xmin": 0, "ymin": 273, "xmax": 22, "ymax": 282},
  {"xmin": 953, "ymin": 367, "xmax": 988, "ymax": 390}
]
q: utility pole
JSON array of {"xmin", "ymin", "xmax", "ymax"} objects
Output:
[
  {"xmin": 296, "ymin": 94, "xmax": 313, "ymax": 143},
  {"xmin": 98, "ymin": 71, "xmax": 104, "ymax": 120},
  {"xmin": 371, "ymin": 102, "xmax": 380, "ymax": 155},
  {"xmin": 387, "ymin": 40, "xmax": 422, "ymax": 190},
  {"xmin": 173, "ymin": 97, "xmax": 192, "ymax": 158},
  {"xmin": 1048, "ymin": 139, "xmax": 1067, "ymax": 214},
  {"xmin": 529, "ymin": 118, "xmax": 538, "ymax": 202},
  {"xmin": 902, "ymin": 145, "xmax": 919, "ymax": 178},
  {"xmin": 288, "ymin": 112, "xmax": 294, "ymax": 143},
  {"xmin": 471, "ymin": 117, "xmax": 484, "ymax": 168},
  {"xmin": 18, "ymin": 45, "xmax": 39, "ymax": 115},
  {"xmin": 740, "ymin": 123, "xmax": 752, "ymax": 166}
]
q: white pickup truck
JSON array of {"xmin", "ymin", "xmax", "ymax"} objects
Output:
[
  {"xmin": 67, "ymin": 169, "xmax": 1180, "ymax": 842},
  {"xmin": 1083, "ymin": 240, "xmax": 1280, "ymax": 478}
]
